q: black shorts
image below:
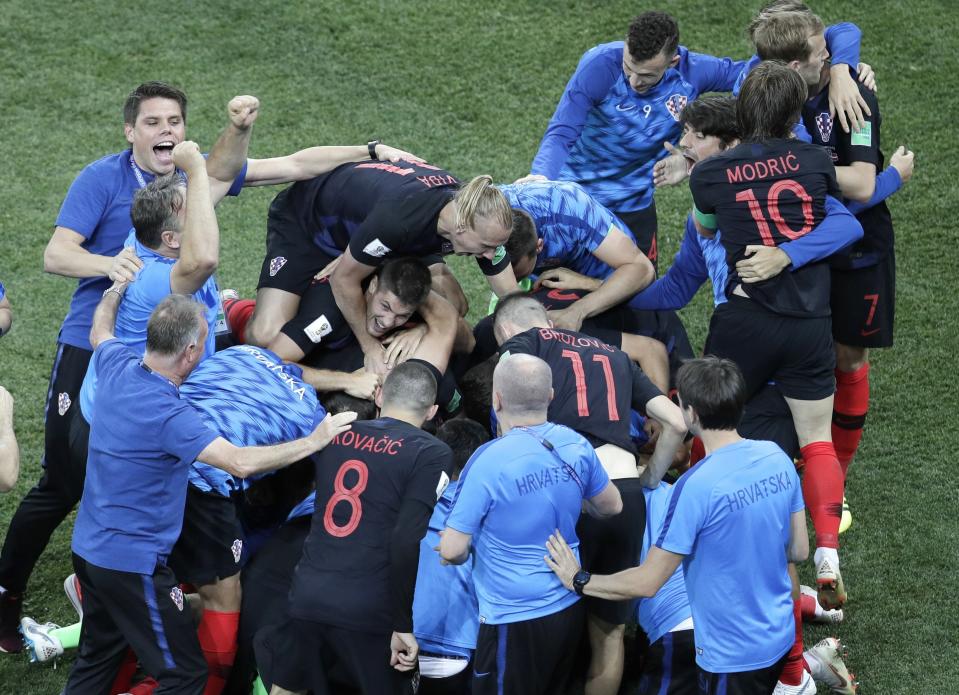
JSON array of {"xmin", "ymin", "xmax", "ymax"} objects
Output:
[
  {"xmin": 577, "ymin": 478, "xmax": 646, "ymax": 625},
  {"xmin": 738, "ymin": 384, "xmax": 800, "ymax": 460},
  {"xmin": 167, "ymin": 486, "xmax": 244, "ymax": 586},
  {"xmin": 257, "ymin": 188, "xmax": 338, "ymax": 295},
  {"xmin": 638, "ymin": 628, "xmax": 697, "ymax": 695},
  {"xmin": 255, "ymin": 617, "xmax": 416, "ymax": 695},
  {"xmin": 696, "ymin": 654, "xmax": 787, "ymax": 695},
  {"xmin": 830, "ymin": 251, "xmax": 895, "ymax": 348},
  {"xmin": 617, "ymin": 200, "xmax": 658, "ymax": 270},
  {"xmin": 704, "ymin": 296, "xmax": 835, "ymax": 401},
  {"xmin": 472, "ymin": 600, "xmax": 585, "ymax": 695}
]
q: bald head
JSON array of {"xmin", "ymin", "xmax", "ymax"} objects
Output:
[
  {"xmin": 492, "ymin": 293, "xmax": 550, "ymax": 345},
  {"xmin": 493, "ymin": 353, "xmax": 553, "ymax": 417}
]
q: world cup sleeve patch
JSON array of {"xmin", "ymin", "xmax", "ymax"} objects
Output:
[
  {"xmin": 436, "ymin": 471, "xmax": 450, "ymax": 500},
  {"xmin": 362, "ymin": 238, "xmax": 392, "ymax": 258},
  {"xmin": 304, "ymin": 314, "xmax": 333, "ymax": 343},
  {"xmin": 492, "ymin": 245, "xmax": 507, "ymax": 264},
  {"xmin": 851, "ymin": 122, "xmax": 872, "ymax": 146}
]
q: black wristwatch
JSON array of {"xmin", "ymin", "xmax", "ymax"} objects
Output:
[
  {"xmin": 572, "ymin": 569, "xmax": 592, "ymax": 596},
  {"xmin": 367, "ymin": 139, "xmax": 381, "ymax": 160}
]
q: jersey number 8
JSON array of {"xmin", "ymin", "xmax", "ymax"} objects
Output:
[{"xmin": 323, "ymin": 459, "xmax": 369, "ymax": 538}]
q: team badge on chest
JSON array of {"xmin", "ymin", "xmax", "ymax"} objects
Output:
[
  {"xmin": 170, "ymin": 586, "xmax": 184, "ymax": 611},
  {"xmin": 816, "ymin": 113, "xmax": 833, "ymax": 143},
  {"xmin": 665, "ymin": 94, "xmax": 688, "ymax": 121}
]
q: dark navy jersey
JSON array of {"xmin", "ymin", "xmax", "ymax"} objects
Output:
[
  {"xmin": 689, "ymin": 140, "xmax": 841, "ymax": 317},
  {"xmin": 500, "ymin": 327, "xmax": 662, "ymax": 452},
  {"xmin": 278, "ymin": 161, "xmax": 508, "ymax": 275},
  {"xmin": 803, "ymin": 78, "xmax": 892, "ymax": 268},
  {"xmin": 289, "ymin": 418, "xmax": 452, "ymax": 632}
]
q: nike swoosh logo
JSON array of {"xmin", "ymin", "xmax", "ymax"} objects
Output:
[
  {"xmin": 615, "ymin": 103, "xmax": 636, "ymax": 112},
  {"xmin": 860, "ymin": 328, "xmax": 880, "ymax": 336},
  {"xmin": 474, "ymin": 670, "xmax": 491, "ymax": 678}
]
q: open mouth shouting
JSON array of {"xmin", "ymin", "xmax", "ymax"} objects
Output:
[{"xmin": 153, "ymin": 140, "xmax": 176, "ymax": 167}]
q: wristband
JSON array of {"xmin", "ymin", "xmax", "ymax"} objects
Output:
[{"xmin": 368, "ymin": 140, "xmax": 381, "ymax": 160}]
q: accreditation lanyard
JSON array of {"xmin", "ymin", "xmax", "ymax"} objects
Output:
[{"xmin": 515, "ymin": 426, "xmax": 586, "ymax": 496}]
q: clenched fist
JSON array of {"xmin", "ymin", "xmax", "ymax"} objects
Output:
[
  {"xmin": 228, "ymin": 95, "xmax": 259, "ymax": 130},
  {"xmin": 172, "ymin": 140, "xmax": 204, "ymax": 172}
]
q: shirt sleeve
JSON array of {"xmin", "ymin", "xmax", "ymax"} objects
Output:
[
  {"xmin": 0, "ymin": 281, "xmax": 5, "ymax": 302},
  {"xmin": 628, "ymin": 218, "xmax": 708, "ymax": 310},
  {"xmin": 788, "ymin": 465, "xmax": 805, "ymax": 514},
  {"xmin": 227, "ymin": 161, "xmax": 249, "ymax": 196},
  {"xmin": 406, "ymin": 441, "xmax": 454, "ymax": 509},
  {"xmin": 346, "ymin": 200, "xmax": 411, "ymax": 267},
  {"xmin": 824, "ymin": 22, "xmax": 862, "ymax": 67},
  {"xmin": 581, "ymin": 443, "xmax": 611, "ymax": 499},
  {"xmin": 56, "ymin": 163, "xmax": 113, "ymax": 238},
  {"xmin": 499, "ymin": 331, "xmax": 536, "ymax": 358},
  {"xmin": 630, "ymin": 362, "xmax": 665, "ymax": 413},
  {"xmin": 158, "ymin": 401, "xmax": 220, "ymax": 467},
  {"xmin": 655, "ymin": 476, "xmax": 708, "ymax": 555},
  {"xmin": 678, "ymin": 46, "xmax": 749, "ymax": 94},
  {"xmin": 531, "ymin": 47, "xmax": 621, "ymax": 179},
  {"xmin": 836, "ymin": 86, "xmax": 881, "ymax": 167},
  {"xmin": 445, "ymin": 447, "xmax": 495, "ymax": 535},
  {"xmin": 688, "ymin": 165, "xmax": 717, "ymax": 215},
  {"xmin": 779, "ymin": 195, "xmax": 863, "ymax": 269},
  {"xmin": 92, "ymin": 338, "xmax": 135, "ymax": 383}
]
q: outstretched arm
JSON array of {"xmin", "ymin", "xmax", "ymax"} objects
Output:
[
  {"xmin": 0, "ymin": 387, "xmax": 19, "ymax": 492},
  {"xmin": 243, "ymin": 143, "xmax": 424, "ymax": 188},
  {"xmin": 206, "ymin": 95, "xmax": 260, "ymax": 203}
]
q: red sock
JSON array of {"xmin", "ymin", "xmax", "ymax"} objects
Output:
[
  {"xmin": 800, "ymin": 441, "xmax": 843, "ymax": 549},
  {"xmin": 109, "ymin": 648, "xmax": 139, "ymax": 694},
  {"xmin": 224, "ymin": 299, "xmax": 255, "ymax": 344},
  {"xmin": 778, "ymin": 599, "xmax": 805, "ymax": 685},
  {"xmin": 126, "ymin": 677, "xmax": 159, "ymax": 695},
  {"xmin": 198, "ymin": 610, "xmax": 240, "ymax": 695},
  {"xmin": 799, "ymin": 590, "xmax": 819, "ymax": 622},
  {"xmin": 832, "ymin": 363, "xmax": 870, "ymax": 477},
  {"xmin": 689, "ymin": 436, "xmax": 706, "ymax": 466}
]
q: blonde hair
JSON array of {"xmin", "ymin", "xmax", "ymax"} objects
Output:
[
  {"xmin": 752, "ymin": 10, "xmax": 825, "ymax": 62},
  {"xmin": 453, "ymin": 175, "xmax": 513, "ymax": 233},
  {"xmin": 747, "ymin": 1, "xmax": 812, "ymax": 42}
]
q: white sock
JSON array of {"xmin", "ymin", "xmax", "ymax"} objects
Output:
[{"xmin": 814, "ymin": 546, "xmax": 839, "ymax": 569}]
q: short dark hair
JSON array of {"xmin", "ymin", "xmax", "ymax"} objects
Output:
[
  {"xmin": 381, "ymin": 360, "xmax": 437, "ymax": 413},
  {"xmin": 376, "ymin": 257, "xmax": 432, "ymax": 308},
  {"xmin": 505, "ymin": 208, "xmax": 538, "ymax": 269},
  {"xmin": 132, "ymin": 175, "xmax": 184, "ymax": 248},
  {"xmin": 146, "ymin": 295, "xmax": 205, "ymax": 356},
  {"xmin": 736, "ymin": 61, "xmax": 807, "ymax": 141},
  {"xmin": 460, "ymin": 358, "xmax": 496, "ymax": 425},
  {"xmin": 436, "ymin": 418, "xmax": 490, "ymax": 475},
  {"xmin": 321, "ymin": 392, "xmax": 377, "ymax": 421},
  {"xmin": 492, "ymin": 292, "xmax": 548, "ymax": 336},
  {"xmin": 627, "ymin": 12, "xmax": 680, "ymax": 62},
  {"xmin": 123, "ymin": 81, "xmax": 188, "ymax": 125},
  {"xmin": 751, "ymin": 10, "xmax": 824, "ymax": 63},
  {"xmin": 675, "ymin": 356, "xmax": 747, "ymax": 430},
  {"xmin": 681, "ymin": 95, "xmax": 740, "ymax": 146}
]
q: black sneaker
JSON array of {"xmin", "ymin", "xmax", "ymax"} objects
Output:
[{"xmin": 0, "ymin": 591, "xmax": 24, "ymax": 653}]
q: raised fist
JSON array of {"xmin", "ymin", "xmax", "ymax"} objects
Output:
[
  {"xmin": 172, "ymin": 140, "xmax": 204, "ymax": 171},
  {"xmin": 228, "ymin": 95, "xmax": 260, "ymax": 130}
]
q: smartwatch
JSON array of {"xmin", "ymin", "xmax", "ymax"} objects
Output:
[
  {"xmin": 367, "ymin": 139, "xmax": 381, "ymax": 160},
  {"xmin": 572, "ymin": 569, "xmax": 592, "ymax": 596}
]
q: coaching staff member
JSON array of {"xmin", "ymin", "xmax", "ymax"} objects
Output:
[
  {"xmin": 64, "ymin": 292, "xmax": 354, "ymax": 694},
  {"xmin": 440, "ymin": 353, "xmax": 622, "ymax": 695}
]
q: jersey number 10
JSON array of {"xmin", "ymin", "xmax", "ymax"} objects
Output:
[
  {"xmin": 735, "ymin": 179, "xmax": 815, "ymax": 246},
  {"xmin": 561, "ymin": 349, "xmax": 619, "ymax": 421},
  {"xmin": 323, "ymin": 459, "xmax": 369, "ymax": 538}
]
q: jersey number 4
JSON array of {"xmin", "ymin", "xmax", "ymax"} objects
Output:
[
  {"xmin": 736, "ymin": 180, "xmax": 814, "ymax": 245},
  {"xmin": 561, "ymin": 349, "xmax": 619, "ymax": 421},
  {"xmin": 323, "ymin": 459, "xmax": 368, "ymax": 538}
]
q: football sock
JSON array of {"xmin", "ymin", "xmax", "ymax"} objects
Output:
[
  {"xmin": 109, "ymin": 648, "xmax": 138, "ymax": 694},
  {"xmin": 800, "ymin": 441, "xmax": 843, "ymax": 549},
  {"xmin": 50, "ymin": 621, "xmax": 81, "ymax": 650},
  {"xmin": 223, "ymin": 299, "xmax": 255, "ymax": 345},
  {"xmin": 778, "ymin": 599, "xmax": 805, "ymax": 685},
  {"xmin": 198, "ymin": 609, "xmax": 240, "ymax": 695},
  {"xmin": 799, "ymin": 591, "xmax": 820, "ymax": 622},
  {"xmin": 126, "ymin": 677, "xmax": 159, "ymax": 695},
  {"xmin": 832, "ymin": 363, "xmax": 870, "ymax": 477}
]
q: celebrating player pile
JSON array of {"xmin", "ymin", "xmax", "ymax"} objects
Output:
[{"xmin": 0, "ymin": 3, "xmax": 917, "ymax": 694}]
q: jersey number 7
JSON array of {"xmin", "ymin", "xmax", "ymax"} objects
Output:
[
  {"xmin": 323, "ymin": 459, "xmax": 368, "ymax": 538},
  {"xmin": 735, "ymin": 179, "xmax": 815, "ymax": 246},
  {"xmin": 561, "ymin": 349, "xmax": 619, "ymax": 421}
]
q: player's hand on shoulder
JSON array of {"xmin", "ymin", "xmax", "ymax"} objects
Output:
[
  {"xmin": 513, "ymin": 173, "xmax": 548, "ymax": 185},
  {"xmin": 227, "ymin": 95, "xmax": 259, "ymax": 130},
  {"xmin": 653, "ymin": 141, "xmax": 688, "ymax": 188},
  {"xmin": 890, "ymin": 145, "xmax": 915, "ymax": 184},
  {"xmin": 108, "ymin": 247, "xmax": 143, "ymax": 284},
  {"xmin": 828, "ymin": 64, "xmax": 871, "ymax": 133},
  {"xmin": 363, "ymin": 347, "xmax": 391, "ymax": 377},
  {"xmin": 390, "ymin": 632, "xmax": 419, "ymax": 671},
  {"xmin": 857, "ymin": 62, "xmax": 877, "ymax": 93},
  {"xmin": 347, "ymin": 368, "xmax": 381, "ymax": 400},
  {"xmin": 172, "ymin": 141, "xmax": 204, "ymax": 172},
  {"xmin": 382, "ymin": 324, "xmax": 427, "ymax": 368},
  {"xmin": 375, "ymin": 143, "xmax": 425, "ymax": 164},
  {"xmin": 311, "ymin": 410, "xmax": 357, "ymax": 448},
  {"xmin": 736, "ymin": 245, "xmax": 791, "ymax": 283}
]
